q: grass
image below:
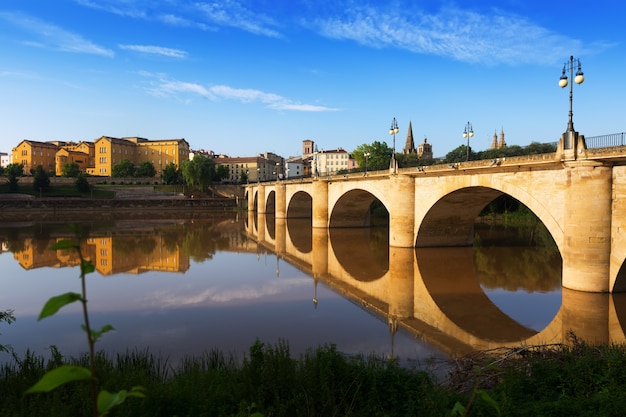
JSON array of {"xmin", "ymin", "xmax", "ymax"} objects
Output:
[{"xmin": 3, "ymin": 335, "xmax": 626, "ymax": 416}]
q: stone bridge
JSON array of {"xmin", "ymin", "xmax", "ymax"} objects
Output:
[{"xmin": 245, "ymin": 135, "xmax": 626, "ymax": 293}]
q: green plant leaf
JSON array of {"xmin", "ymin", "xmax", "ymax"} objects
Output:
[
  {"xmin": 450, "ymin": 401, "xmax": 465, "ymax": 416},
  {"xmin": 477, "ymin": 389, "xmax": 501, "ymax": 416},
  {"xmin": 97, "ymin": 387, "xmax": 146, "ymax": 415},
  {"xmin": 38, "ymin": 292, "xmax": 82, "ymax": 320},
  {"xmin": 25, "ymin": 365, "xmax": 91, "ymax": 394},
  {"xmin": 81, "ymin": 259, "xmax": 95, "ymax": 274},
  {"xmin": 81, "ymin": 324, "xmax": 115, "ymax": 342},
  {"xmin": 50, "ymin": 240, "xmax": 76, "ymax": 251}
]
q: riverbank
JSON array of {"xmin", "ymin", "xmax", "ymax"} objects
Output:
[
  {"xmin": 2, "ymin": 335, "xmax": 626, "ymax": 416},
  {"xmin": 0, "ymin": 195, "xmax": 238, "ymax": 222}
]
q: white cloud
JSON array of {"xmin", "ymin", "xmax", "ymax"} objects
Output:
[
  {"xmin": 0, "ymin": 11, "xmax": 114, "ymax": 57},
  {"xmin": 143, "ymin": 73, "xmax": 338, "ymax": 112},
  {"xmin": 194, "ymin": 1, "xmax": 282, "ymax": 38},
  {"xmin": 309, "ymin": 5, "xmax": 591, "ymax": 66},
  {"xmin": 119, "ymin": 44, "xmax": 188, "ymax": 58}
]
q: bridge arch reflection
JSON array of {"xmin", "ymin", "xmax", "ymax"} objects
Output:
[{"xmin": 246, "ymin": 215, "xmax": 626, "ymax": 356}]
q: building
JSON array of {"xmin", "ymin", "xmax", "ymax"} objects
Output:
[
  {"xmin": 285, "ymin": 156, "xmax": 305, "ymax": 179},
  {"xmin": 0, "ymin": 152, "xmax": 10, "ymax": 168},
  {"xmin": 12, "ymin": 140, "xmax": 59, "ymax": 173},
  {"xmin": 417, "ymin": 138, "xmax": 433, "ymax": 159},
  {"xmin": 55, "ymin": 141, "xmax": 95, "ymax": 176},
  {"xmin": 92, "ymin": 136, "xmax": 190, "ymax": 177},
  {"xmin": 11, "ymin": 136, "xmax": 189, "ymax": 177},
  {"xmin": 313, "ymin": 148, "xmax": 350, "ymax": 176},
  {"xmin": 215, "ymin": 154, "xmax": 283, "ymax": 183}
]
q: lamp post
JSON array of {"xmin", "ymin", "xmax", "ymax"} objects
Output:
[
  {"xmin": 256, "ymin": 167, "xmax": 260, "ymax": 183},
  {"xmin": 559, "ymin": 55, "xmax": 584, "ymax": 135},
  {"xmin": 275, "ymin": 162, "xmax": 281, "ymax": 180},
  {"xmin": 389, "ymin": 117, "xmax": 399, "ymax": 173},
  {"xmin": 364, "ymin": 151, "xmax": 370, "ymax": 176},
  {"xmin": 462, "ymin": 121, "xmax": 474, "ymax": 161}
]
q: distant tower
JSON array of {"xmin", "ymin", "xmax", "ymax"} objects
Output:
[
  {"xmin": 491, "ymin": 131, "xmax": 498, "ymax": 149},
  {"xmin": 302, "ymin": 139, "xmax": 314, "ymax": 158},
  {"xmin": 403, "ymin": 121, "xmax": 416, "ymax": 154},
  {"xmin": 498, "ymin": 128, "xmax": 507, "ymax": 148},
  {"xmin": 417, "ymin": 137, "xmax": 433, "ymax": 159}
]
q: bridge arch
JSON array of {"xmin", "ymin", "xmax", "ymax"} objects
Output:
[
  {"xmin": 329, "ymin": 189, "xmax": 389, "ymax": 228},
  {"xmin": 415, "ymin": 183, "xmax": 564, "ymax": 255},
  {"xmin": 286, "ymin": 191, "xmax": 312, "ymax": 218}
]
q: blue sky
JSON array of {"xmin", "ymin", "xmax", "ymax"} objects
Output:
[{"xmin": 0, "ymin": 0, "xmax": 624, "ymax": 159}]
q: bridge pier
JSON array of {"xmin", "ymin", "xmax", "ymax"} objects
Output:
[
  {"xmin": 257, "ymin": 186, "xmax": 266, "ymax": 214},
  {"xmin": 562, "ymin": 161, "xmax": 612, "ymax": 292},
  {"xmin": 312, "ymin": 180, "xmax": 329, "ymax": 228},
  {"xmin": 388, "ymin": 175, "xmax": 415, "ymax": 247}
]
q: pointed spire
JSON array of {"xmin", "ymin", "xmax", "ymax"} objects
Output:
[
  {"xmin": 491, "ymin": 130, "xmax": 498, "ymax": 149},
  {"xmin": 403, "ymin": 121, "xmax": 416, "ymax": 154},
  {"xmin": 499, "ymin": 128, "xmax": 506, "ymax": 148}
]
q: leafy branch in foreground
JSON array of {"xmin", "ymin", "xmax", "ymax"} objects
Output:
[
  {"xmin": 0, "ymin": 309, "xmax": 16, "ymax": 353},
  {"xmin": 24, "ymin": 225, "xmax": 144, "ymax": 416}
]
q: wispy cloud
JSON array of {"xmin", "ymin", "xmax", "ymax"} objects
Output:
[
  {"xmin": 194, "ymin": 1, "xmax": 282, "ymax": 38},
  {"xmin": 0, "ymin": 11, "xmax": 114, "ymax": 57},
  {"xmin": 119, "ymin": 44, "xmax": 188, "ymax": 58},
  {"xmin": 142, "ymin": 73, "xmax": 338, "ymax": 112},
  {"xmin": 74, "ymin": 0, "xmax": 147, "ymax": 19},
  {"xmin": 309, "ymin": 4, "xmax": 595, "ymax": 66},
  {"xmin": 74, "ymin": 0, "xmax": 281, "ymax": 37}
]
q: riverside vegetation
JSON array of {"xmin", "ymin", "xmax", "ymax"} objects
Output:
[{"xmin": 3, "ymin": 223, "xmax": 626, "ymax": 415}]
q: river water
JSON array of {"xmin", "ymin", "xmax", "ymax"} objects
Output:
[{"xmin": 0, "ymin": 211, "xmax": 590, "ymax": 369}]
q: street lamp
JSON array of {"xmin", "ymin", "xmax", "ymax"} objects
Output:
[
  {"xmin": 389, "ymin": 117, "xmax": 399, "ymax": 173},
  {"xmin": 462, "ymin": 121, "xmax": 474, "ymax": 161},
  {"xmin": 559, "ymin": 55, "xmax": 584, "ymax": 136},
  {"xmin": 364, "ymin": 151, "xmax": 370, "ymax": 176},
  {"xmin": 256, "ymin": 167, "xmax": 260, "ymax": 183},
  {"xmin": 275, "ymin": 162, "xmax": 281, "ymax": 180}
]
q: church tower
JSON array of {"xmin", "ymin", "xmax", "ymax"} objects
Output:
[
  {"xmin": 498, "ymin": 128, "xmax": 507, "ymax": 148},
  {"xmin": 417, "ymin": 137, "xmax": 433, "ymax": 159},
  {"xmin": 491, "ymin": 131, "xmax": 498, "ymax": 149},
  {"xmin": 403, "ymin": 121, "xmax": 416, "ymax": 154}
]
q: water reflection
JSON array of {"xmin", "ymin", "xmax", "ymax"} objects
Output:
[{"xmin": 1, "ymin": 213, "xmax": 625, "ymax": 366}]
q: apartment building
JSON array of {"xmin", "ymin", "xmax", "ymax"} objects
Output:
[
  {"xmin": 215, "ymin": 154, "xmax": 283, "ymax": 183},
  {"xmin": 91, "ymin": 136, "xmax": 190, "ymax": 177},
  {"xmin": 12, "ymin": 140, "xmax": 59, "ymax": 173}
]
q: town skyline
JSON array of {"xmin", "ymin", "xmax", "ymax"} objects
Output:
[{"xmin": 1, "ymin": 1, "xmax": 625, "ymax": 159}]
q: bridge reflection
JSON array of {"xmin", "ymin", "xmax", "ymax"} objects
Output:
[{"xmin": 248, "ymin": 211, "xmax": 626, "ymax": 357}]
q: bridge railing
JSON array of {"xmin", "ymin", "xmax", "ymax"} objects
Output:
[{"xmin": 585, "ymin": 132, "xmax": 626, "ymax": 149}]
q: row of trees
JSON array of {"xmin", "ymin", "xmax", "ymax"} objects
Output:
[{"xmin": 348, "ymin": 140, "xmax": 557, "ymax": 171}]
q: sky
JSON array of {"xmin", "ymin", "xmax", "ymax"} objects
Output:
[{"xmin": 0, "ymin": 0, "xmax": 624, "ymax": 159}]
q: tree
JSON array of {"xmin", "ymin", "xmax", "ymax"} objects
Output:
[
  {"xmin": 216, "ymin": 165, "xmax": 229, "ymax": 182},
  {"xmin": 351, "ymin": 141, "xmax": 393, "ymax": 172},
  {"xmin": 31, "ymin": 165, "xmax": 50, "ymax": 194},
  {"xmin": 61, "ymin": 162, "xmax": 81, "ymax": 177},
  {"xmin": 181, "ymin": 154, "xmax": 217, "ymax": 193},
  {"xmin": 75, "ymin": 173, "xmax": 91, "ymax": 193},
  {"xmin": 112, "ymin": 159, "xmax": 135, "ymax": 177},
  {"xmin": 4, "ymin": 163, "xmax": 24, "ymax": 191},
  {"xmin": 445, "ymin": 145, "xmax": 472, "ymax": 163},
  {"xmin": 240, "ymin": 171, "xmax": 249, "ymax": 184},
  {"xmin": 136, "ymin": 161, "xmax": 156, "ymax": 178},
  {"xmin": 162, "ymin": 163, "xmax": 181, "ymax": 185}
]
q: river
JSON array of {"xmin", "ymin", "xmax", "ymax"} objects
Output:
[{"xmin": 1, "ymin": 211, "xmax": 608, "ymax": 370}]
